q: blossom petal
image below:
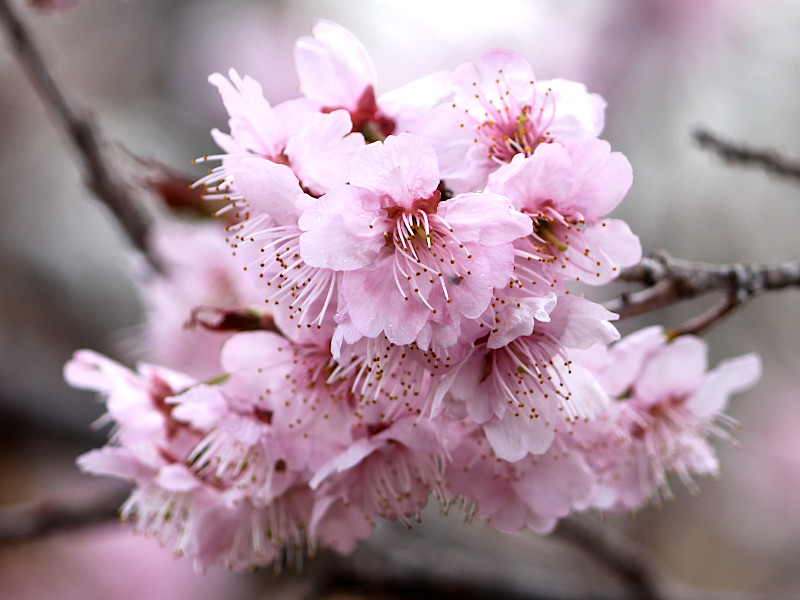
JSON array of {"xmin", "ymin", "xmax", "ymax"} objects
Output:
[
  {"xmin": 234, "ymin": 157, "xmax": 305, "ymax": 225},
  {"xmin": 453, "ymin": 50, "xmax": 535, "ymax": 108},
  {"xmin": 541, "ymin": 294, "xmax": 620, "ymax": 350},
  {"xmin": 294, "ymin": 20, "xmax": 375, "ymax": 109},
  {"xmin": 439, "ymin": 192, "xmax": 532, "ymax": 245},
  {"xmin": 486, "ymin": 147, "xmax": 573, "ymax": 214},
  {"xmin": 77, "ymin": 446, "xmax": 155, "ymax": 482},
  {"xmin": 488, "ymin": 293, "xmax": 557, "ymax": 350},
  {"xmin": 564, "ymin": 139, "xmax": 633, "ymax": 219},
  {"xmin": 689, "ymin": 353, "xmax": 761, "ymax": 419},
  {"xmin": 541, "ymin": 78, "xmax": 606, "ymax": 140},
  {"xmin": 298, "ymin": 185, "xmax": 385, "ymax": 270},
  {"xmin": 565, "ymin": 219, "xmax": 642, "ymax": 285},
  {"xmin": 483, "ymin": 412, "xmax": 555, "ymax": 461},
  {"xmin": 636, "ymin": 336, "xmax": 709, "ymax": 404},
  {"xmin": 340, "ymin": 255, "xmax": 431, "ymax": 345},
  {"xmin": 285, "ymin": 109, "xmax": 364, "ymax": 195},
  {"xmin": 209, "ymin": 69, "xmax": 284, "ymax": 157},
  {"xmin": 349, "ymin": 133, "xmax": 440, "ymax": 210}
]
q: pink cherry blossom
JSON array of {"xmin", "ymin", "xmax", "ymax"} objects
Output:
[
  {"xmin": 299, "ymin": 133, "xmax": 532, "ymax": 349},
  {"xmin": 486, "ymin": 139, "xmax": 641, "ymax": 290},
  {"xmin": 200, "ymin": 68, "xmax": 364, "ymax": 198},
  {"xmin": 437, "ymin": 294, "xmax": 618, "ymax": 461},
  {"xmin": 62, "ymin": 20, "xmax": 768, "ymax": 574},
  {"xmin": 309, "ymin": 414, "xmax": 447, "ymax": 540},
  {"xmin": 444, "ymin": 424, "xmax": 594, "ymax": 534},
  {"xmin": 294, "ymin": 21, "xmax": 451, "ymax": 140},
  {"xmin": 192, "ymin": 69, "xmax": 368, "ymax": 331},
  {"xmin": 68, "ymin": 349, "xmax": 344, "ymax": 571},
  {"xmin": 416, "ymin": 49, "xmax": 606, "ymax": 193},
  {"xmin": 133, "ymin": 220, "xmax": 264, "ymax": 379},
  {"xmin": 575, "ymin": 329, "xmax": 761, "ymax": 509}
]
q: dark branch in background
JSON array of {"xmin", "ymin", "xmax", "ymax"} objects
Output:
[
  {"xmin": 0, "ymin": 488, "xmax": 778, "ymax": 600},
  {"xmin": 554, "ymin": 520, "xmax": 663, "ymax": 600},
  {"xmin": 607, "ymin": 252, "xmax": 800, "ymax": 333},
  {"xmin": 124, "ymin": 150, "xmax": 228, "ymax": 218},
  {"xmin": 667, "ymin": 292, "xmax": 745, "ymax": 338},
  {"xmin": 0, "ymin": 487, "xmax": 128, "ymax": 546},
  {"xmin": 0, "ymin": 0, "xmax": 161, "ymax": 271},
  {"xmin": 695, "ymin": 127, "xmax": 800, "ymax": 183}
]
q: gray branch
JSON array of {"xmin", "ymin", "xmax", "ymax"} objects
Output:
[
  {"xmin": 554, "ymin": 520, "xmax": 664, "ymax": 600},
  {"xmin": 0, "ymin": 0, "xmax": 161, "ymax": 271},
  {"xmin": 607, "ymin": 251, "xmax": 800, "ymax": 322},
  {"xmin": 695, "ymin": 127, "xmax": 800, "ymax": 183},
  {"xmin": 0, "ymin": 487, "xmax": 785, "ymax": 600},
  {"xmin": 0, "ymin": 488, "xmax": 128, "ymax": 546}
]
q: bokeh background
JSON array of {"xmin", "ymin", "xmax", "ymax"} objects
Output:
[{"xmin": 2, "ymin": 0, "xmax": 800, "ymax": 598}]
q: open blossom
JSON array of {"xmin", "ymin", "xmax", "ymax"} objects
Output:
[
  {"xmin": 65, "ymin": 343, "xmax": 351, "ymax": 570},
  {"xmin": 486, "ymin": 138, "xmax": 641, "ymax": 292},
  {"xmin": 196, "ymin": 68, "xmax": 366, "ymax": 331},
  {"xmin": 437, "ymin": 294, "xmax": 618, "ymax": 461},
  {"xmin": 444, "ymin": 424, "xmax": 595, "ymax": 534},
  {"xmin": 200, "ymin": 68, "xmax": 364, "ymax": 198},
  {"xmin": 294, "ymin": 20, "xmax": 451, "ymax": 139},
  {"xmin": 416, "ymin": 49, "xmax": 606, "ymax": 193},
  {"xmin": 310, "ymin": 414, "xmax": 447, "ymax": 540},
  {"xmin": 299, "ymin": 133, "xmax": 531, "ymax": 350},
  {"xmin": 574, "ymin": 328, "xmax": 762, "ymax": 509}
]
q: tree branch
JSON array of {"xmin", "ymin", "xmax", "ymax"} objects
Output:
[
  {"xmin": 554, "ymin": 519, "xmax": 664, "ymax": 600},
  {"xmin": 694, "ymin": 127, "xmax": 800, "ymax": 183},
  {"xmin": 607, "ymin": 251, "xmax": 800, "ymax": 320},
  {"xmin": 0, "ymin": 489, "xmax": 779, "ymax": 600},
  {"xmin": 666, "ymin": 292, "xmax": 745, "ymax": 338},
  {"xmin": 0, "ymin": 488, "xmax": 128, "ymax": 546},
  {"xmin": 0, "ymin": 0, "xmax": 161, "ymax": 271}
]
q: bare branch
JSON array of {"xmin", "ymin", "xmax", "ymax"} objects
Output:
[
  {"xmin": 123, "ymin": 151, "xmax": 227, "ymax": 218},
  {"xmin": 306, "ymin": 521, "xmax": 632, "ymax": 600},
  {"xmin": 0, "ymin": 488, "xmax": 127, "ymax": 546},
  {"xmin": 667, "ymin": 292, "xmax": 745, "ymax": 338},
  {"xmin": 552, "ymin": 520, "xmax": 784, "ymax": 600},
  {"xmin": 0, "ymin": 489, "xmax": 780, "ymax": 600},
  {"xmin": 0, "ymin": 0, "xmax": 161, "ymax": 271},
  {"xmin": 554, "ymin": 519, "xmax": 664, "ymax": 600},
  {"xmin": 607, "ymin": 251, "xmax": 800, "ymax": 319},
  {"xmin": 694, "ymin": 127, "xmax": 800, "ymax": 183}
]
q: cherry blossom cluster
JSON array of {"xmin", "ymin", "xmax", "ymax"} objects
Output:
[{"xmin": 66, "ymin": 22, "xmax": 761, "ymax": 571}]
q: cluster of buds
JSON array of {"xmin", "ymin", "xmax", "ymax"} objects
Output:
[{"xmin": 66, "ymin": 22, "xmax": 761, "ymax": 571}]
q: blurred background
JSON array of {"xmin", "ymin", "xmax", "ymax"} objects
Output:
[{"xmin": 2, "ymin": 0, "xmax": 800, "ymax": 597}]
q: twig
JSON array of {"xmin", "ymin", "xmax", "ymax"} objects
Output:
[
  {"xmin": 0, "ymin": 0, "xmax": 161, "ymax": 271},
  {"xmin": 0, "ymin": 488, "xmax": 128, "ymax": 546},
  {"xmin": 666, "ymin": 291, "xmax": 745, "ymax": 338},
  {"xmin": 305, "ymin": 522, "xmax": 626, "ymax": 600},
  {"xmin": 123, "ymin": 150, "xmax": 228, "ymax": 218},
  {"xmin": 552, "ymin": 520, "xmax": 786, "ymax": 600},
  {"xmin": 554, "ymin": 519, "xmax": 664, "ymax": 600},
  {"xmin": 608, "ymin": 251, "xmax": 800, "ymax": 320},
  {"xmin": 694, "ymin": 127, "xmax": 800, "ymax": 182},
  {"xmin": 0, "ymin": 490, "xmax": 781, "ymax": 600}
]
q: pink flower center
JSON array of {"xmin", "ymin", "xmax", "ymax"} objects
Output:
[
  {"xmin": 385, "ymin": 208, "xmax": 474, "ymax": 311},
  {"xmin": 323, "ymin": 85, "xmax": 396, "ymax": 142},
  {"xmin": 462, "ymin": 71, "xmax": 557, "ymax": 164}
]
